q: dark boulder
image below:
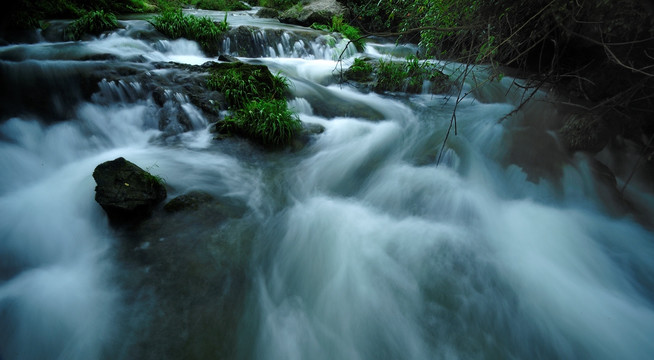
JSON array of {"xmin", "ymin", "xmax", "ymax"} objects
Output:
[{"xmin": 93, "ymin": 157, "xmax": 167, "ymax": 224}]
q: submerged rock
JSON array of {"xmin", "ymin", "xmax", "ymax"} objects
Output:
[
  {"xmin": 164, "ymin": 191, "xmax": 214, "ymax": 213},
  {"xmin": 93, "ymin": 157, "xmax": 167, "ymax": 224},
  {"xmin": 291, "ymin": 122, "xmax": 326, "ymax": 151}
]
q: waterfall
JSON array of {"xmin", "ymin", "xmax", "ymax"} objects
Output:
[{"xmin": 1, "ymin": 12, "xmax": 653, "ymax": 360}]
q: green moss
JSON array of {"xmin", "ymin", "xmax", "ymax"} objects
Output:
[
  {"xmin": 219, "ymin": 99, "xmax": 301, "ymax": 147},
  {"xmin": 151, "ymin": 8, "xmax": 228, "ymax": 55},
  {"xmin": 65, "ymin": 10, "xmax": 120, "ymax": 40}
]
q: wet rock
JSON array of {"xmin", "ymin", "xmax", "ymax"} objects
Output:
[
  {"xmin": 295, "ymin": 82, "xmax": 385, "ymax": 120},
  {"xmin": 218, "ymin": 54, "xmax": 240, "ymax": 62},
  {"xmin": 256, "ymin": 7, "xmax": 279, "ymax": 18},
  {"xmin": 279, "ymin": 0, "xmax": 348, "ymax": 27},
  {"xmin": 164, "ymin": 191, "xmax": 215, "ymax": 213},
  {"xmin": 114, "ymin": 196, "xmax": 252, "ymax": 359},
  {"xmin": 559, "ymin": 113, "xmax": 610, "ymax": 153},
  {"xmin": 292, "ymin": 122, "xmax": 326, "ymax": 151},
  {"xmin": 93, "ymin": 157, "xmax": 167, "ymax": 224},
  {"xmin": 344, "ymin": 58, "xmax": 374, "ymax": 83}
]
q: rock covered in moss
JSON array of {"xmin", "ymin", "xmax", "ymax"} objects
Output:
[
  {"xmin": 279, "ymin": 0, "xmax": 348, "ymax": 27},
  {"xmin": 256, "ymin": 7, "xmax": 280, "ymax": 18},
  {"xmin": 93, "ymin": 157, "xmax": 167, "ymax": 224},
  {"xmin": 559, "ymin": 113, "xmax": 610, "ymax": 153}
]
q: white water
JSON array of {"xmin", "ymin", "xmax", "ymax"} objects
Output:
[{"xmin": 1, "ymin": 13, "xmax": 654, "ymax": 360}]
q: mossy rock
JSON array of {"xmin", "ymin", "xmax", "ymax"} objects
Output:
[
  {"xmin": 559, "ymin": 113, "xmax": 610, "ymax": 153},
  {"xmin": 92, "ymin": 157, "xmax": 167, "ymax": 225},
  {"xmin": 256, "ymin": 7, "xmax": 280, "ymax": 18},
  {"xmin": 344, "ymin": 58, "xmax": 374, "ymax": 82},
  {"xmin": 207, "ymin": 62, "xmax": 287, "ymax": 109},
  {"xmin": 344, "ymin": 57, "xmax": 452, "ymax": 95},
  {"xmin": 279, "ymin": 0, "xmax": 348, "ymax": 27}
]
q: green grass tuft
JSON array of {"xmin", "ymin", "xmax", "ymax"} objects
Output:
[
  {"xmin": 65, "ymin": 10, "xmax": 119, "ymax": 40},
  {"xmin": 312, "ymin": 15, "xmax": 365, "ymax": 52},
  {"xmin": 345, "ymin": 57, "xmax": 373, "ymax": 82},
  {"xmin": 151, "ymin": 8, "xmax": 228, "ymax": 55},
  {"xmin": 219, "ymin": 99, "xmax": 301, "ymax": 147},
  {"xmin": 207, "ymin": 63, "xmax": 289, "ymax": 109},
  {"xmin": 375, "ymin": 55, "xmax": 449, "ymax": 93},
  {"xmin": 208, "ymin": 62, "xmax": 300, "ymax": 147}
]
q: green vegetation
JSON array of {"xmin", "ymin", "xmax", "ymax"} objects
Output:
[
  {"xmin": 3, "ymin": 0, "xmax": 148, "ymax": 31},
  {"xmin": 151, "ymin": 8, "xmax": 228, "ymax": 55},
  {"xmin": 257, "ymin": 0, "xmax": 298, "ymax": 11},
  {"xmin": 375, "ymin": 56, "xmax": 449, "ymax": 94},
  {"xmin": 344, "ymin": 57, "xmax": 373, "ymax": 82},
  {"xmin": 312, "ymin": 15, "xmax": 366, "ymax": 52},
  {"xmin": 65, "ymin": 10, "xmax": 120, "ymax": 40},
  {"xmin": 207, "ymin": 63, "xmax": 288, "ymax": 108},
  {"xmin": 220, "ymin": 99, "xmax": 301, "ymax": 147},
  {"xmin": 208, "ymin": 63, "xmax": 300, "ymax": 148},
  {"xmin": 145, "ymin": 163, "xmax": 167, "ymax": 186},
  {"xmin": 194, "ymin": 0, "xmax": 251, "ymax": 11}
]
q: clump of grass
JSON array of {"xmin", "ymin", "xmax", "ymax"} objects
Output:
[
  {"xmin": 207, "ymin": 63, "xmax": 289, "ymax": 109},
  {"xmin": 208, "ymin": 62, "xmax": 300, "ymax": 147},
  {"xmin": 151, "ymin": 8, "xmax": 228, "ymax": 55},
  {"xmin": 219, "ymin": 99, "xmax": 301, "ymax": 147},
  {"xmin": 312, "ymin": 15, "xmax": 366, "ymax": 52},
  {"xmin": 345, "ymin": 57, "xmax": 373, "ymax": 82},
  {"xmin": 195, "ymin": 0, "xmax": 251, "ymax": 11},
  {"xmin": 145, "ymin": 163, "xmax": 166, "ymax": 186},
  {"xmin": 375, "ymin": 55, "xmax": 450, "ymax": 93},
  {"xmin": 65, "ymin": 10, "xmax": 119, "ymax": 40},
  {"xmin": 257, "ymin": 0, "xmax": 297, "ymax": 11}
]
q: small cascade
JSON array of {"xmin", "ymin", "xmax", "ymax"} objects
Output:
[
  {"xmin": 93, "ymin": 78, "xmax": 145, "ymax": 104},
  {"xmin": 221, "ymin": 26, "xmax": 357, "ymax": 59}
]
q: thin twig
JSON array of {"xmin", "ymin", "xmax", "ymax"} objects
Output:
[{"xmin": 499, "ymin": 76, "xmax": 548, "ymax": 122}]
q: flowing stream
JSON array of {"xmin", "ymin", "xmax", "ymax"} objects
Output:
[{"xmin": 1, "ymin": 8, "xmax": 654, "ymax": 360}]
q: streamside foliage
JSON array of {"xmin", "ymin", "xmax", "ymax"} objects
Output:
[
  {"xmin": 151, "ymin": 8, "xmax": 228, "ymax": 55},
  {"xmin": 65, "ymin": 10, "xmax": 120, "ymax": 40},
  {"xmin": 311, "ymin": 15, "xmax": 366, "ymax": 52}
]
